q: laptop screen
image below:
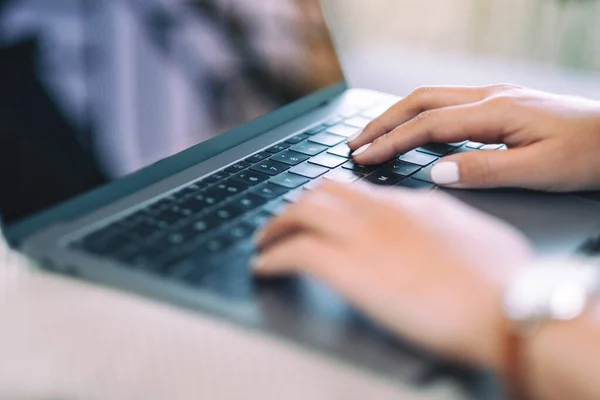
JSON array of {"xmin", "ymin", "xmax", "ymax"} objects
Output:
[{"xmin": 0, "ymin": 0, "xmax": 344, "ymax": 226}]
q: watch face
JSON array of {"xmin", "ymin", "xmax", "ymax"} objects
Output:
[{"xmin": 504, "ymin": 260, "xmax": 600, "ymax": 323}]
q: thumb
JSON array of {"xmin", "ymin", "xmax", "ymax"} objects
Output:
[{"xmin": 429, "ymin": 146, "xmax": 551, "ymax": 190}]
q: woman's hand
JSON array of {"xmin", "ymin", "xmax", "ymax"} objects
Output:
[
  {"xmin": 253, "ymin": 181, "xmax": 533, "ymax": 370},
  {"xmin": 348, "ymin": 85, "xmax": 600, "ymax": 191}
]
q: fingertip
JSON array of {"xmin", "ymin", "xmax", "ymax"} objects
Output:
[
  {"xmin": 252, "ymin": 229, "xmax": 266, "ymax": 246},
  {"xmin": 346, "ymin": 130, "xmax": 362, "ymax": 145},
  {"xmin": 351, "ymin": 143, "xmax": 372, "ymax": 157},
  {"xmin": 430, "ymin": 162, "xmax": 461, "ymax": 186},
  {"xmin": 250, "ymin": 255, "xmax": 268, "ymax": 275}
]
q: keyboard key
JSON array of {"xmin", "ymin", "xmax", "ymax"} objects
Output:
[
  {"xmin": 225, "ymin": 161, "xmax": 251, "ymax": 173},
  {"xmin": 323, "ymin": 116, "xmax": 343, "ymax": 126},
  {"xmin": 399, "ymin": 150, "xmax": 438, "ymax": 167},
  {"xmin": 214, "ymin": 179, "xmax": 249, "ymax": 196},
  {"xmin": 243, "ymin": 211, "xmax": 272, "ymax": 230},
  {"xmin": 480, "ymin": 144, "xmax": 504, "ymax": 151},
  {"xmin": 284, "ymin": 189, "xmax": 305, "ymax": 203},
  {"xmin": 264, "ymin": 199, "xmax": 290, "ymax": 216},
  {"xmin": 362, "ymin": 104, "xmax": 389, "ymax": 119},
  {"xmin": 195, "ymin": 189, "xmax": 229, "ymax": 207},
  {"xmin": 203, "ymin": 171, "xmax": 231, "ymax": 184},
  {"xmin": 344, "ymin": 116, "xmax": 371, "ymax": 129},
  {"xmin": 154, "ymin": 207, "xmax": 189, "ymax": 228},
  {"xmin": 289, "ymin": 162, "xmax": 329, "ymax": 179},
  {"xmin": 269, "ymin": 150, "xmax": 310, "ymax": 166},
  {"xmin": 342, "ymin": 161, "xmax": 382, "ymax": 174},
  {"xmin": 265, "ymin": 143, "xmax": 291, "ymax": 154},
  {"xmin": 147, "ymin": 197, "xmax": 176, "ymax": 213},
  {"xmin": 285, "ymin": 133, "xmax": 310, "ymax": 144},
  {"xmin": 417, "ymin": 143, "xmax": 457, "ymax": 157},
  {"xmin": 290, "ymin": 142, "xmax": 328, "ymax": 156},
  {"xmin": 327, "ymin": 142, "xmax": 352, "ymax": 158},
  {"xmin": 270, "ymin": 173, "xmax": 310, "ymax": 189},
  {"xmin": 250, "ymin": 160, "xmax": 290, "ymax": 176},
  {"xmin": 177, "ymin": 195, "xmax": 210, "ymax": 214},
  {"xmin": 225, "ymin": 222, "xmax": 256, "ymax": 241},
  {"xmin": 252, "ymin": 183, "xmax": 289, "ymax": 199},
  {"xmin": 309, "ymin": 133, "xmax": 346, "ymax": 147},
  {"xmin": 126, "ymin": 219, "xmax": 163, "ymax": 240},
  {"xmin": 365, "ymin": 171, "xmax": 404, "ymax": 186},
  {"xmin": 309, "ymin": 153, "xmax": 347, "ymax": 169},
  {"xmin": 214, "ymin": 204, "xmax": 245, "ymax": 222},
  {"xmin": 397, "ymin": 178, "xmax": 436, "ymax": 190},
  {"xmin": 465, "ymin": 141, "xmax": 483, "ymax": 149},
  {"xmin": 326, "ymin": 124, "xmax": 360, "ymax": 138},
  {"xmin": 385, "ymin": 161, "xmax": 422, "ymax": 177},
  {"xmin": 231, "ymin": 170, "xmax": 270, "ymax": 186},
  {"xmin": 304, "ymin": 178, "xmax": 325, "ymax": 191},
  {"xmin": 339, "ymin": 108, "xmax": 359, "ymax": 118},
  {"xmin": 305, "ymin": 124, "xmax": 328, "ymax": 135},
  {"xmin": 230, "ymin": 193, "xmax": 268, "ymax": 211},
  {"xmin": 199, "ymin": 235, "xmax": 234, "ymax": 254},
  {"xmin": 179, "ymin": 215, "xmax": 221, "ymax": 237},
  {"xmin": 245, "ymin": 152, "xmax": 271, "ymax": 163},
  {"xmin": 324, "ymin": 169, "xmax": 363, "ymax": 184},
  {"xmin": 451, "ymin": 145, "xmax": 478, "ymax": 155},
  {"xmin": 413, "ymin": 164, "xmax": 436, "ymax": 183}
]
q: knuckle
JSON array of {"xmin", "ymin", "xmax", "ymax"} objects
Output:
[
  {"xmin": 489, "ymin": 83, "xmax": 522, "ymax": 94},
  {"xmin": 485, "ymin": 95, "xmax": 516, "ymax": 111},
  {"xmin": 366, "ymin": 116, "xmax": 389, "ymax": 136},
  {"xmin": 464, "ymin": 154, "xmax": 496, "ymax": 185},
  {"xmin": 414, "ymin": 109, "xmax": 437, "ymax": 124},
  {"xmin": 411, "ymin": 85, "xmax": 436, "ymax": 101}
]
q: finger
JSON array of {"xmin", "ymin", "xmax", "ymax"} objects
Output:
[
  {"xmin": 348, "ymin": 86, "xmax": 488, "ymax": 149},
  {"xmin": 429, "ymin": 145, "xmax": 553, "ymax": 189},
  {"xmin": 252, "ymin": 234, "xmax": 343, "ymax": 277},
  {"xmin": 255, "ymin": 184, "xmax": 359, "ymax": 248},
  {"xmin": 352, "ymin": 98, "xmax": 514, "ymax": 165}
]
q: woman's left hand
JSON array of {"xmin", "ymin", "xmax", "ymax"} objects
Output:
[{"xmin": 253, "ymin": 181, "xmax": 533, "ymax": 371}]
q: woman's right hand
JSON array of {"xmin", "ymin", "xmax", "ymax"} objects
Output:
[{"xmin": 348, "ymin": 84, "xmax": 600, "ymax": 192}]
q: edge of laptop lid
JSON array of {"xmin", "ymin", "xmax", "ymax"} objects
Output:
[
  {"xmin": 4, "ymin": 81, "xmax": 348, "ymax": 247},
  {"xmin": 1, "ymin": 1, "xmax": 349, "ymax": 247}
]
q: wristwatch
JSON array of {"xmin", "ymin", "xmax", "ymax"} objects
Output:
[
  {"xmin": 503, "ymin": 257, "xmax": 600, "ymax": 332},
  {"xmin": 501, "ymin": 257, "xmax": 600, "ymax": 398}
]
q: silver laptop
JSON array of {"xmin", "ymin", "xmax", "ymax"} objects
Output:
[{"xmin": 2, "ymin": 0, "xmax": 600, "ymax": 384}]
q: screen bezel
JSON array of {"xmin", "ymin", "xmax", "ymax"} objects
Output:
[{"xmin": 4, "ymin": 81, "xmax": 348, "ymax": 246}]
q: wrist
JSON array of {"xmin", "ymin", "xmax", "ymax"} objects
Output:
[{"xmin": 495, "ymin": 258, "xmax": 600, "ymax": 399}]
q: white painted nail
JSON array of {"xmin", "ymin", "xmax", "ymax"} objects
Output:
[
  {"xmin": 431, "ymin": 162, "xmax": 460, "ymax": 185},
  {"xmin": 352, "ymin": 143, "xmax": 371, "ymax": 157},
  {"xmin": 346, "ymin": 130, "xmax": 362, "ymax": 143}
]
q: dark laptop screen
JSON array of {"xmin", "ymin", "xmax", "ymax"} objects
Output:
[{"xmin": 0, "ymin": 0, "xmax": 344, "ymax": 225}]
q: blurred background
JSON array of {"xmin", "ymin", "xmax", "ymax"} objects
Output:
[{"xmin": 322, "ymin": 0, "xmax": 600, "ymax": 99}]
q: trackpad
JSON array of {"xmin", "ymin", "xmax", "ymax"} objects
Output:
[{"xmin": 447, "ymin": 190, "xmax": 600, "ymax": 257}]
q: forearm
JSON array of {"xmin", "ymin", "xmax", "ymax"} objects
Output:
[{"xmin": 523, "ymin": 301, "xmax": 600, "ymax": 400}]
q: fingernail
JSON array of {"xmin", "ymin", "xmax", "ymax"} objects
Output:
[
  {"xmin": 431, "ymin": 162, "xmax": 460, "ymax": 185},
  {"xmin": 252, "ymin": 230, "xmax": 265, "ymax": 245},
  {"xmin": 250, "ymin": 255, "xmax": 265, "ymax": 273},
  {"xmin": 352, "ymin": 143, "xmax": 371, "ymax": 157},
  {"xmin": 346, "ymin": 130, "xmax": 362, "ymax": 143}
]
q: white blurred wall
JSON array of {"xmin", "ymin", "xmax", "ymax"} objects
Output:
[
  {"xmin": 323, "ymin": 0, "xmax": 600, "ymax": 71},
  {"xmin": 322, "ymin": 0, "xmax": 600, "ymax": 99}
]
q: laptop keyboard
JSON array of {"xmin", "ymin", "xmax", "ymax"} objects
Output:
[{"xmin": 69, "ymin": 104, "xmax": 504, "ymax": 288}]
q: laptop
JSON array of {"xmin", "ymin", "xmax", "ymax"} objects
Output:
[{"xmin": 2, "ymin": 0, "xmax": 600, "ymax": 385}]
